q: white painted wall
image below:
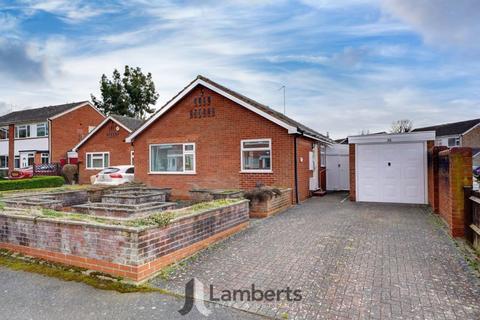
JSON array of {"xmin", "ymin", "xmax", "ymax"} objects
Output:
[
  {"xmin": 14, "ymin": 138, "xmax": 49, "ymax": 154},
  {"xmin": 0, "ymin": 141, "xmax": 8, "ymax": 155}
]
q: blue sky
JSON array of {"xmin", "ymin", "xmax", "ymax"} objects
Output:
[{"xmin": 0, "ymin": 0, "xmax": 479, "ymax": 138}]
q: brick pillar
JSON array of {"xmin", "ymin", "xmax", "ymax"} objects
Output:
[
  {"xmin": 428, "ymin": 145, "xmax": 448, "ymax": 213},
  {"xmin": 449, "ymin": 148, "xmax": 472, "ymax": 237},
  {"xmin": 8, "ymin": 124, "xmax": 14, "ymax": 173},
  {"xmin": 349, "ymin": 144, "xmax": 356, "ymax": 201}
]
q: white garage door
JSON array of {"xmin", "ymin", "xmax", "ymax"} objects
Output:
[{"xmin": 356, "ymin": 142, "xmax": 426, "ymax": 204}]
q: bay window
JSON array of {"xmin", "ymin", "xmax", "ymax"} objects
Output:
[
  {"xmin": 241, "ymin": 139, "xmax": 271, "ymax": 172},
  {"xmin": 150, "ymin": 143, "xmax": 195, "ymax": 173},
  {"xmin": 86, "ymin": 152, "xmax": 109, "ymax": 170}
]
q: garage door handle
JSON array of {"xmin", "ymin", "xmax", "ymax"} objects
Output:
[
  {"xmin": 338, "ymin": 164, "xmax": 341, "ymax": 168},
  {"xmin": 388, "ymin": 162, "xmax": 391, "ymax": 166}
]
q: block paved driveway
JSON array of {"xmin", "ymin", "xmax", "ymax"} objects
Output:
[{"xmin": 152, "ymin": 193, "xmax": 480, "ymax": 320}]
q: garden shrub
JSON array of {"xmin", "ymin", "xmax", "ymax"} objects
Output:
[
  {"xmin": 61, "ymin": 164, "xmax": 78, "ymax": 185},
  {"xmin": 0, "ymin": 176, "xmax": 65, "ymax": 191}
]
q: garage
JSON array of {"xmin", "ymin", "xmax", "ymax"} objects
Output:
[{"xmin": 348, "ymin": 132, "xmax": 435, "ymax": 204}]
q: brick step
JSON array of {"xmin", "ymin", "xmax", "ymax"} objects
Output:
[{"xmin": 312, "ymin": 189, "xmax": 327, "ymax": 197}]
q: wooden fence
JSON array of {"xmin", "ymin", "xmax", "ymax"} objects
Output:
[{"xmin": 465, "ymin": 187, "xmax": 480, "ymax": 251}]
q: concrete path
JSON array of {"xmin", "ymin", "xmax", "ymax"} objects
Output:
[
  {"xmin": 151, "ymin": 194, "xmax": 480, "ymax": 320},
  {"xmin": 0, "ymin": 266, "xmax": 264, "ymax": 320}
]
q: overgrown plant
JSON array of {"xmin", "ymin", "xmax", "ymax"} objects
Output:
[{"xmin": 244, "ymin": 186, "xmax": 282, "ymax": 204}]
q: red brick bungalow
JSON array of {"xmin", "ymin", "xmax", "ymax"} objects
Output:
[
  {"xmin": 126, "ymin": 75, "xmax": 333, "ymax": 202},
  {"xmin": 72, "ymin": 115, "xmax": 143, "ymax": 184}
]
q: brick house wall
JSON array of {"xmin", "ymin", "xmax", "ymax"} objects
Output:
[
  {"xmin": 132, "ymin": 85, "xmax": 319, "ymax": 201},
  {"xmin": 461, "ymin": 125, "xmax": 480, "ymax": 148},
  {"xmin": 77, "ymin": 119, "xmax": 133, "ymax": 184},
  {"xmin": 50, "ymin": 105, "xmax": 105, "ymax": 163}
]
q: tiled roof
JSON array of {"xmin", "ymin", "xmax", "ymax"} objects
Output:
[
  {"xmin": 413, "ymin": 118, "xmax": 480, "ymax": 136},
  {"xmin": 0, "ymin": 101, "xmax": 90, "ymax": 125},
  {"xmin": 110, "ymin": 114, "xmax": 144, "ymax": 131}
]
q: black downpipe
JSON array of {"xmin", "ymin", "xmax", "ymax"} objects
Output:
[{"xmin": 293, "ymin": 134, "xmax": 299, "ymax": 204}]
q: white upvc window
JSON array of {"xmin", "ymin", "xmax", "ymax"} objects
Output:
[
  {"xmin": 0, "ymin": 127, "xmax": 8, "ymax": 140},
  {"xmin": 36, "ymin": 123, "xmax": 49, "ymax": 137},
  {"xmin": 150, "ymin": 143, "xmax": 195, "ymax": 174},
  {"xmin": 15, "ymin": 125, "xmax": 30, "ymax": 138},
  {"xmin": 86, "ymin": 152, "xmax": 109, "ymax": 170},
  {"xmin": 447, "ymin": 137, "xmax": 460, "ymax": 147},
  {"xmin": 130, "ymin": 151, "xmax": 134, "ymax": 166},
  {"xmin": 14, "ymin": 156, "xmax": 20, "ymax": 169},
  {"xmin": 241, "ymin": 139, "xmax": 272, "ymax": 173},
  {"xmin": 41, "ymin": 152, "xmax": 49, "ymax": 164},
  {"xmin": 0, "ymin": 155, "xmax": 8, "ymax": 169}
]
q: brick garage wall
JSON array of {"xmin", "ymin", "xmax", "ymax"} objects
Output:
[
  {"xmin": 77, "ymin": 119, "xmax": 132, "ymax": 184},
  {"xmin": 133, "ymin": 85, "xmax": 316, "ymax": 202},
  {"xmin": 0, "ymin": 201, "xmax": 249, "ymax": 282},
  {"xmin": 438, "ymin": 148, "xmax": 473, "ymax": 237},
  {"xmin": 428, "ymin": 145, "xmax": 448, "ymax": 212},
  {"xmin": 461, "ymin": 125, "xmax": 480, "ymax": 148},
  {"xmin": 296, "ymin": 136, "xmax": 315, "ymax": 202},
  {"xmin": 50, "ymin": 105, "xmax": 105, "ymax": 163},
  {"xmin": 349, "ymin": 144, "xmax": 356, "ymax": 201}
]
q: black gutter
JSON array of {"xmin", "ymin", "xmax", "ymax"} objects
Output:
[{"xmin": 293, "ymin": 134, "xmax": 299, "ymax": 204}]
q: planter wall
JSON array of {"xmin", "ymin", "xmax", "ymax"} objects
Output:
[
  {"xmin": 0, "ymin": 200, "xmax": 249, "ymax": 283},
  {"xmin": 249, "ymin": 188, "xmax": 292, "ymax": 218}
]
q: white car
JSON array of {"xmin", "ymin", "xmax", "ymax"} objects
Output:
[{"xmin": 91, "ymin": 166, "xmax": 135, "ymax": 185}]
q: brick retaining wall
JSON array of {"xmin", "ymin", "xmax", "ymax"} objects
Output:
[
  {"xmin": 249, "ymin": 188, "xmax": 292, "ymax": 218},
  {"xmin": 0, "ymin": 200, "xmax": 249, "ymax": 282}
]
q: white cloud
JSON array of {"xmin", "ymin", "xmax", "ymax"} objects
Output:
[{"xmin": 382, "ymin": 0, "xmax": 480, "ymax": 50}]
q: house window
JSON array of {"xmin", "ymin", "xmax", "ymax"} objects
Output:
[
  {"xmin": 320, "ymin": 145, "xmax": 326, "ymax": 167},
  {"xmin": 0, "ymin": 127, "xmax": 8, "ymax": 140},
  {"xmin": 14, "ymin": 156, "xmax": 20, "ymax": 169},
  {"xmin": 447, "ymin": 138, "xmax": 460, "ymax": 147},
  {"xmin": 0, "ymin": 155, "xmax": 8, "ymax": 169},
  {"xmin": 241, "ymin": 139, "xmax": 271, "ymax": 172},
  {"xmin": 150, "ymin": 143, "xmax": 195, "ymax": 173},
  {"xmin": 36, "ymin": 123, "xmax": 48, "ymax": 137},
  {"xmin": 41, "ymin": 153, "xmax": 49, "ymax": 164},
  {"xmin": 86, "ymin": 152, "xmax": 109, "ymax": 170},
  {"xmin": 130, "ymin": 151, "xmax": 134, "ymax": 166},
  {"xmin": 15, "ymin": 125, "xmax": 30, "ymax": 138}
]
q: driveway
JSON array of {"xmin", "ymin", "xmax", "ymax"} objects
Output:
[{"xmin": 152, "ymin": 194, "xmax": 480, "ymax": 320}]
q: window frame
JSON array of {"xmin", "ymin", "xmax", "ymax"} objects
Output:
[
  {"xmin": 0, "ymin": 127, "xmax": 9, "ymax": 140},
  {"xmin": 240, "ymin": 138, "xmax": 272, "ymax": 173},
  {"xmin": 15, "ymin": 125, "xmax": 31, "ymax": 139},
  {"xmin": 149, "ymin": 143, "xmax": 196, "ymax": 174},
  {"xmin": 320, "ymin": 144, "xmax": 326, "ymax": 167},
  {"xmin": 86, "ymin": 152, "xmax": 110, "ymax": 170},
  {"xmin": 41, "ymin": 152, "xmax": 49, "ymax": 164},
  {"xmin": 14, "ymin": 155, "xmax": 20, "ymax": 169},
  {"xmin": 0, "ymin": 155, "xmax": 8, "ymax": 169},
  {"xmin": 36, "ymin": 123, "xmax": 49, "ymax": 137}
]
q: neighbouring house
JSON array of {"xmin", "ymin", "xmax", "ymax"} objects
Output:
[
  {"xmin": 413, "ymin": 118, "xmax": 480, "ymax": 148},
  {"xmin": 125, "ymin": 75, "xmax": 333, "ymax": 202},
  {"xmin": 0, "ymin": 101, "xmax": 105, "ymax": 176},
  {"xmin": 72, "ymin": 115, "xmax": 144, "ymax": 184}
]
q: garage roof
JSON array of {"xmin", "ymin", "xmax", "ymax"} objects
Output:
[{"xmin": 348, "ymin": 131, "xmax": 435, "ymax": 144}]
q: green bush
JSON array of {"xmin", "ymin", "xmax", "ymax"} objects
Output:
[{"xmin": 0, "ymin": 176, "xmax": 65, "ymax": 191}]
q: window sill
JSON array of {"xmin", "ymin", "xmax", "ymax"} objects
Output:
[
  {"xmin": 86, "ymin": 168, "xmax": 105, "ymax": 170},
  {"xmin": 14, "ymin": 136, "xmax": 48, "ymax": 140},
  {"xmin": 148, "ymin": 171, "xmax": 196, "ymax": 175},
  {"xmin": 240, "ymin": 170, "xmax": 273, "ymax": 174}
]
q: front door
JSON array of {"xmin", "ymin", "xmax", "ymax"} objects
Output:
[{"xmin": 19, "ymin": 152, "xmax": 34, "ymax": 168}]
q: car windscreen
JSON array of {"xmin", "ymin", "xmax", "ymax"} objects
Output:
[
  {"xmin": 100, "ymin": 167, "xmax": 120, "ymax": 174},
  {"xmin": 125, "ymin": 167, "xmax": 134, "ymax": 174}
]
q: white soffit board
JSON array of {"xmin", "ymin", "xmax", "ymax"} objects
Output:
[{"xmin": 348, "ymin": 131, "xmax": 435, "ymax": 144}]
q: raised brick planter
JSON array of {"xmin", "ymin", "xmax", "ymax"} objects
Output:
[
  {"xmin": 0, "ymin": 200, "xmax": 249, "ymax": 283},
  {"xmin": 249, "ymin": 188, "xmax": 292, "ymax": 218}
]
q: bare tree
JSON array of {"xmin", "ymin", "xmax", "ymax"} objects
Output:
[{"xmin": 390, "ymin": 119, "xmax": 413, "ymax": 133}]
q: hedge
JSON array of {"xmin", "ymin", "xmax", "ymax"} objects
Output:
[{"xmin": 0, "ymin": 176, "xmax": 65, "ymax": 191}]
